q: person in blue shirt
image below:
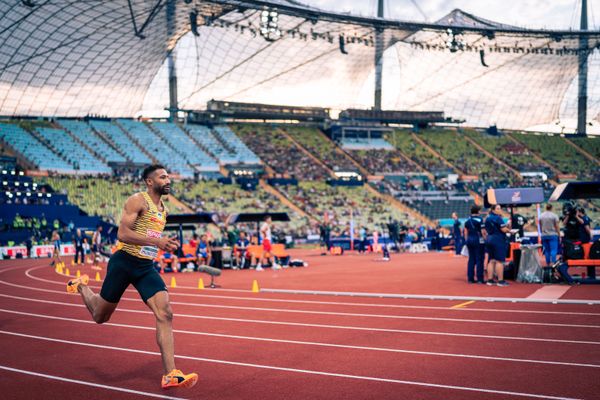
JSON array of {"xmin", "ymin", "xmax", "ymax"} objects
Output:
[
  {"xmin": 484, "ymin": 204, "xmax": 511, "ymax": 286},
  {"xmin": 234, "ymin": 231, "xmax": 250, "ymax": 269},
  {"xmin": 464, "ymin": 205, "xmax": 487, "ymax": 283},
  {"xmin": 195, "ymin": 234, "xmax": 212, "ymax": 267},
  {"xmin": 452, "ymin": 212, "xmax": 463, "ymax": 256}
]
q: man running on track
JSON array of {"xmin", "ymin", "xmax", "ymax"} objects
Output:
[{"xmin": 66, "ymin": 165, "xmax": 198, "ymax": 389}]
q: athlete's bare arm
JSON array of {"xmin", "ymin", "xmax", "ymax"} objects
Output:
[{"xmin": 117, "ymin": 193, "xmax": 179, "ymax": 252}]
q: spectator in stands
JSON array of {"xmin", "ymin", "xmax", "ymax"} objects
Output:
[
  {"xmin": 72, "ymin": 228, "xmax": 85, "ymax": 265},
  {"xmin": 50, "ymin": 229, "xmax": 62, "ymax": 267},
  {"xmin": 464, "ymin": 205, "xmax": 486, "ymax": 283},
  {"xmin": 12, "ymin": 213, "xmax": 24, "ymax": 230},
  {"xmin": 196, "ymin": 234, "xmax": 212, "ymax": 267},
  {"xmin": 452, "ymin": 212, "xmax": 463, "ymax": 256},
  {"xmin": 53, "ymin": 218, "xmax": 60, "ymax": 231},
  {"xmin": 41, "ymin": 214, "xmax": 47, "ymax": 232},
  {"xmin": 234, "ymin": 231, "xmax": 250, "ymax": 269},
  {"xmin": 539, "ymin": 204, "xmax": 560, "ymax": 266},
  {"xmin": 485, "ymin": 204, "xmax": 510, "ymax": 286}
]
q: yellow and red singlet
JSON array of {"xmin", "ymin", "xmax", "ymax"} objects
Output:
[{"xmin": 118, "ymin": 192, "xmax": 168, "ymax": 260}]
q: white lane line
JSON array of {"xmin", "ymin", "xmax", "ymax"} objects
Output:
[
  {"xmin": 0, "ymin": 365, "xmax": 187, "ymax": 400},
  {"xmin": 3, "ymin": 274, "xmax": 597, "ymax": 330},
  {"xmin": 0, "ymin": 329, "xmax": 582, "ymax": 400},
  {"xmin": 2, "ymin": 307, "xmax": 598, "ymax": 369},
  {"xmin": 22, "ymin": 265, "xmax": 600, "ymax": 317},
  {"xmin": 2, "ymin": 293, "xmax": 599, "ymax": 346}
]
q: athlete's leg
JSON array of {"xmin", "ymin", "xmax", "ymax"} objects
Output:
[
  {"xmin": 146, "ymin": 291, "xmax": 176, "ymax": 374},
  {"xmin": 78, "ymin": 284, "xmax": 118, "ymax": 324}
]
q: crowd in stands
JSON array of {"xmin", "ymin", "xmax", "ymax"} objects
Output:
[
  {"xmin": 232, "ymin": 124, "xmax": 330, "ymax": 180},
  {"xmin": 349, "ymin": 148, "xmax": 417, "ymax": 175},
  {"xmin": 418, "ymin": 129, "xmax": 514, "ymax": 181},
  {"xmin": 512, "ymin": 132, "xmax": 597, "ymax": 181},
  {"xmin": 388, "ymin": 130, "xmax": 451, "ymax": 174},
  {"xmin": 282, "ymin": 125, "xmax": 357, "ymax": 172},
  {"xmin": 275, "ymin": 181, "xmax": 419, "ymax": 235},
  {"xmin": 175, "ymin": 179, "xmax": 310, "ymax": 238}
]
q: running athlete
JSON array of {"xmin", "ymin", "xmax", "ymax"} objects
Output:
[{"xmin": 66, "ymin": 165, "xmax": 198, "ymax": 389}]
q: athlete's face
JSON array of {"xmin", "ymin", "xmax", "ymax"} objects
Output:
[{"xmin": 148, "ymin": 169, "xmax": 171, "ymax": 195}]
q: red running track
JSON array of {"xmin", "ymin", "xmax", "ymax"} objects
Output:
[{"xmin": 0, "ymin": 251, "xmax": 599, "ymax": 400}]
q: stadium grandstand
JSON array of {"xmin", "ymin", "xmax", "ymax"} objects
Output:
[{"xmin": 1, "ymin": 0, "xmax": 600, "ymax": 399}]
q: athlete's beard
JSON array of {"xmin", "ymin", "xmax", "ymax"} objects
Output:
[
  {"xmin": 159, "ymin": 184, "xmax": 170, "ymax": 195},
  {"xmin": 150, "ymin": 184, "xmax": 170, "ymax": 196}
]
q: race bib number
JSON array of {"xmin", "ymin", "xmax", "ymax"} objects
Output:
[
  {"xmin": 139, "ymin": 246, "xmax": 159, "ymax": 258},
  {"xmin": 146, "ymin": 229, "xmax": 162, "ymax": 239}
]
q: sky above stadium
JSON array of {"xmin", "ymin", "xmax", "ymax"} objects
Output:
[{"xmin": 305, "ymin": 0, "xmax": 598, "ymax": 30}]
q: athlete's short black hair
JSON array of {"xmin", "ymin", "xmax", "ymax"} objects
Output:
[
  {"xmin": 470, "ymin": 205, "xmax": 481, "ymax": 214},
  {"xmin": 142, "ymin": 164, "xmax": 166, "ymax": 180}
]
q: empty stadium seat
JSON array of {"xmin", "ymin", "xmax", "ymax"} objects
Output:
[
  {"xmin": 57, "ymin": 119, "xmax": 126, "ymax": 164},
  {"xmin": 0, "ymin": 123, "xmax": 74, "ymax": 173},
  {"xmin": 88, "ymin": 120, "xmax": 151, "ymax": 164}
]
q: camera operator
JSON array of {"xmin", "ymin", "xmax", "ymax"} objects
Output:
[
  {"xmin": 578, "ymin": 208, "xmax": 592, "ymax": 244},
  {"xmin": 561, "ymin": 203, "xmax": 585, "ymax": 262}
]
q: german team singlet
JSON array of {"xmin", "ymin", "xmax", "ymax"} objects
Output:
[{"xmin": 119, "ymin": 192, "xmax": 168, "ymax": 260}]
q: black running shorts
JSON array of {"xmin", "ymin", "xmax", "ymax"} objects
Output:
[{"xmin": 100, "ymin": 250, "xmax": 167, "ymax": 303}]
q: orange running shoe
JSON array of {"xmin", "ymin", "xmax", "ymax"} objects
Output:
[
  {"xmin": 66, "ymin": 274, "xmax": 89, "ymax": 294},
  {"xmin": 161, "ymin": 369, "xmax": 198, "ymax": 389}
]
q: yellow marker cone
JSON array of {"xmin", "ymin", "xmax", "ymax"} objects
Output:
[
  {"xmin": 76, "ymin": 270, "xmax": 81, "ymax": 278},
  {"xmin": 95, "ymin": 272, "xmax": 101, "ymax": 282},
  {"xmin": 71, "ymin": 260, "xmax": 75, "ymax": 266},
  {"xmin": 170, "ymin": 277, "xmax": 177, "ymax": 288},
  {"xmin": 57, "ymin": 265, "xmax": 63, "ymax": 274},
  {"xmin": 198, "ymin": 278, "xmax": 204, "ymax": 290},
  {"xmin": 65, "ymin": 268, "xmax": 70, "ymax": 276},
  {"xmin": 55, "ymin": 265, "xmax": 59, "ymax": 273},
  {"xmin": 251, "ymin": 280, "xmax": 260, "ymax": 293}
]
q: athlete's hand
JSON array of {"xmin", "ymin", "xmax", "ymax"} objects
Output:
[{"xmin": 158, "ymin": 237, "xmax": 180, "ymax": 252}]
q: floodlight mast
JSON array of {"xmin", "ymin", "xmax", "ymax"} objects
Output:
[
  {"xmin": 373, "ymin": 0, "xmax": 384, "ymax": 111},
  {"xmin": 577, "ymin": 0, "xmax": 588, "ymax": 136},
  {"xmin": 167, "ymin": 0, "xmax": 178, "ymax": 122}
]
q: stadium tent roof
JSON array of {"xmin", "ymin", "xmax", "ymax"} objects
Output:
[{"xmin": 1, "ymin": 1, "xmax": 599, "ymax": 130}]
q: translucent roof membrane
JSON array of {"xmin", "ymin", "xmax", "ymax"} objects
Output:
[{"xmin": 1, "ymin": 2, "xmax": 599, "ymax": 130}]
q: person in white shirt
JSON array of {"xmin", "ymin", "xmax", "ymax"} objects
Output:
[{"xmin": 257, "ymin": 216, "xmax": 280, "ymax": 271}]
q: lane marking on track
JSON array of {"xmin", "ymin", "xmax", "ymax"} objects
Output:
[
  {"xmin": 23, "ymin": 265, "xmax": 600, "ymax": 316},
  {"xmin": 452, "ymin": 301, "xmax": 476, "ymax": 309},
  {"xmin": 5, "ymin": 271, "xmax": 599, "ymax": 330},
  {"xmin": 0, "ymin": 329, "xmax": 583, "ymax": 400},
  {"xmin": 2, "ymin": 307, "xmax": 598, "ymax": 368},
  {"xmin": 0, "ymin": 365, "xmax": 188, "ymax": 400},
  {"xmin": 261, "ymin": 288, "xmax": 600, "ymax": 305},
  {"xmin": 2, "ymin": 293, "xmax": 600, "ymax": 347}
]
